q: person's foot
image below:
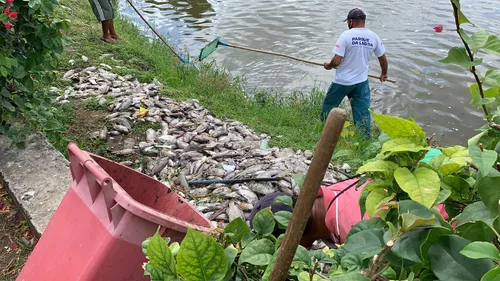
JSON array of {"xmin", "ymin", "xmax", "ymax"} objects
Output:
[
  {"xmin": 111, "ymin": 34, "xmax": 122, "ymax": 40},
  {"xmin": 100, "ymin": 36, "xmax": 115, "ymax": 44}
]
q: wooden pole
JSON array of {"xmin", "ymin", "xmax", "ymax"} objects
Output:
[
  {"xmin": 268, "ymin": 108, "xmax": 347, "ymax": 281},
  {"xmin": 225, "ymin": 43, "xmax": 397, "ymax": 84}
]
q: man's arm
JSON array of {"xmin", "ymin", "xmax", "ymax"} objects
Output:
[
  {"xmin": 324, "ymin": 55, "xmax": 343, "ymax": 70},
  {"xmin": 378, "ymin": 54, "xmax": 388, "ymax": 82}
]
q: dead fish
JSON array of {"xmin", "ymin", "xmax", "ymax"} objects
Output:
[
  {"xmin": 113, "ymin": 149, "xmax": 135, "ymax": 156},
  {"xmin": 237, "ymin": 189, "xmax": 259, "ymax": 205},
  {"xmin": 237, "ymin": 164, "xmax": 269, "ymax": 178},
  {"xmin": 190, "ymin": 187, "xmax": 209, "ymax": 198},
  {"xmin": 189, "ymin": 157, "xmax": 207, "ymax": 175},
  {"xmin": 227, "ymin": 201, "xmax": 245, "ymax": 221},
  {"xmin": 113, "ymin": 124, "xmax": 129, "ymax": 134},
  {"xmin": 152, "ymin": 157, "xmax": 169, "ymax": 175},
  {"xmin": 146, "ymin": 128, "xmax": 156, "ymax": 143},
  {"xmin": 195, "ymin": 123, "xmax": 209, "ymax": 133},
  {"xmin": 176, "ymin": 139, "xmax": 189, "ymax": 150},
  {"xmin": 99, "ymin": 127, "xmax": 108, "ymax": 140},
  {"xmin": 249, "ymin": 182, "xmax": 276, "ymax": 196},
  {"xmin": 192, "ymin": 135, "xmax": 211, "ymax": 144}
]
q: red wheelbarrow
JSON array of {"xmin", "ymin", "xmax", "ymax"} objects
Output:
[{"xmin": 17, "ymin": 143, "xmax": 212, "ymax": 281}]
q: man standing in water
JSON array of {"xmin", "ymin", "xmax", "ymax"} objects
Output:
[
  {"xmin": 322, "ymin": 8, "xmax": 388, "ymax": 138},
  {"xmin": 89, "ymin": 0, "xmax": 122, "ymax": 43}
]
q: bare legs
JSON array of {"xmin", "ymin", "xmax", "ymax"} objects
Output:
[
  {"xmin": 109, "ymin": 20, "xmax": 122, "ymax": 40},
  {"xmin": 101, "ymin": 19, "xmax": 122, "ymax": 43}
]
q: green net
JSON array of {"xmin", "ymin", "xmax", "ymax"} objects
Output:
[{"xmin": 199, "ymin": 37, "xmax": 221, "ymax": 61}]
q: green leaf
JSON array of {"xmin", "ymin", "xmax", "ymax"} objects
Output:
[
  {"xmin": 398, "ymin": 200, "xmax": 436, "ymax": 229},
  {"xmin": 419, "ymin": 269, "xmax": 438, "ymax": 281},
  {"xmin": 460, "ymin": 242, "xmax": 500, "ymax": 260},
  {"xmin": 252, "ymin": 208, "xmax": 275, "ymax": 236},
  {"xmin": 380, "ymin": 138, "xmax": 428, "ymax": 155},
  {"xmin": 293, "ymin": 245, "xmax": 313, "ymax": 268},
  {"xmin": 293, "ymin": 174, "xmax": 306, "ymax": 190},
  {"xmin": 273, "ymin": 195, "xmax": 293, "ymax": 207},
  {"xmin": 485, "ymin": 70, "xmax": 500, "ymax": 87},
  {"xmin": 224, "ymin": 245, "xmax": 238, "ymax": 268},
  {"xmin": 239, "ymin": 239, "xmax": 274, "ymax": 266},
  {"xmin": 471, "ymin": 30, "xmax": 491, "ymax": 52},
  {"xmin": 372, "ymin": 112, "xmax": 426, "ymax": 142},
  {"xmin": 456, "ymin": 221, "xmax": 495, "ymax": 242},
  {"xmin": 433, "ymin": 190, "xmax": 452, "ymax": 206},
  {"xmin": 261, "ymin": 249, "xmax": 279, "ymax": 281},
  {"xmin": 456, "ymin": 201, "xmax": 497, "ymax": 228},
  {"xmin": 469, "ymin": 144, "xmax": 497, "ymax": 177},
  {"xmin": 297, "ymin": 271, "xmax": 329, "ymax": 281},
  {"xmin": 241, "ymin": 232, "xmax": 255, "ymax": 248},
  {"xmin": 347, "ymin": 218, "xmax": 386, "ymax": 239},
  {"xmin": 145, "ymin": 231, "xmax": 178, "ymax": 281},
  {"xmin": 330, "ymin": 272, "xmax": 369, "ymax": 281},
  {"xmin": 224, "ymin": 217, "xmax": 251, "ymax": 244},
  {"xmin": 334, "ymin": 149, "xmax": 353, "ymax": 158},
  {"xmin": 390, "ymin": 228, "xmax": 425, "ymax": 263},
  {"xmin": 441, "ymin": 176, "xmax": 471, "ymax": 201},
  {"xmin": 344, "ymin": 229, "xmax": 384, "ymax": 260},
  {"xmin": 429, "ymin": 235, "xmax": 494, "ymax": 280},
  {"xmin": 177, "ymin": 228, "xmax": 228, "ymax": 281},
  {"xmin": 274, "ymin": 211, "xmax": 292, "ymax": 227},
  {"xmin": 419, "ymin": 227, "xmax": 455, "ymax": 263},
  {"xmin": 439, "ymin": 47, "xmax": 482, "ymax": 68},
  {"xmin": 340, "ymin": 253, "xmax": 363, "ymax": 272},
  {"xmin": 470, "ymin": 84, "xmax": 482, "ymax": 106},
  {"xmin": 275, "ymin": 234, "xmax": 285, "ymax": 250},
  {"xmin": 12, "ymin": 66, "xmax": 26, "ymax": 80},
  {"xmin": 366, "ymin": 189, "xmax": 392, "ymax": 217},
  {"xmin": 401, "ymin": 213, "xmax": 436, "ymax": 231},
  {"xmin": 481, "ymin": 268, "xmax": 500, "ymax": 281},
  {"xmin": 483, "ymin": 35, "xmax": 500, "ymax": 54},
  {"xmin": 357, "ymin": 160, "xmax": 398, "ymax": 174},
  {"xmin": 477, "ymin": 176, "xmax": 500, "ymax": 217},
  {"xmin": 485, "ymin": 87, "xmax": 500, "ymax": 101},
  {"xmin": 359, "ymin": 189, "xmax": 369, "ymax": 218},
  {"xmin": 430, "ymin": 147, "xmax": 471, "ymax": 176},
  {"xmin": 170, "ymin": 242, "xmax": 180, "ymax": 257},
  {"xmin": 394, "ymin": 167, "xmax": 440, "ymax": 208}
]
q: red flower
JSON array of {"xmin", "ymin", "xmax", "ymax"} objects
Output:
[
  {"xmin": 433, "ymin": 24, "xmax": 444, "ymax": 33},
  {"xmin": 5, "ymin": 22, "xmax": 14, "ymax": 29},
  {"xmin": 3, "ymin": 7, "xmax": 10, "ymax": 14},
  {"xmin": 6, "ymin": 0, "xmax": 14, "ymax": 4},
  {"xmin": 9, "ymin": 11, "xmax": 18, "ymax": 19}
]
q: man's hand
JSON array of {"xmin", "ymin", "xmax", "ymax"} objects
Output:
[
  {"xmin": 324, "ymin": 62, "xmax": 333, "ymax": 70},
  {"xmin": 379, "ymin": 73, "xmax": 388, "ymax": 82}
]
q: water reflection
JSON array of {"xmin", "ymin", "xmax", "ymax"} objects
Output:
[{"xmin": 145, "ymin": 0, "xmax": 214, "ymax": 20}]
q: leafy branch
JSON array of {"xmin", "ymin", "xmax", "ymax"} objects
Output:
[{"xmin": 450, "ymin": 0, "xmax": 490, "ymax": 121}]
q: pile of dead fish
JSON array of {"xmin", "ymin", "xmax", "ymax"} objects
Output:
[{"xmin": 57, "ymin": 66, "xmax": 348, "ymax": 227}]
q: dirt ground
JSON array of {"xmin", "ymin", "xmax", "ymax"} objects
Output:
[{"xmin": 0, "ymin": 181, "xmax": 36, "ymax": 281}]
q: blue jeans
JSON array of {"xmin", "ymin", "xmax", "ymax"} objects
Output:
[{"xmin": 321, "ymin": 80, "xmax": 371, "ymax": 138}]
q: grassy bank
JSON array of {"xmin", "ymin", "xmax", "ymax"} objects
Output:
[{"xmin": 52, "ymin": 0, "xmax": 375, "ymax": 164}]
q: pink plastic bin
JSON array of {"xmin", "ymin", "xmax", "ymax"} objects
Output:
[{"xmin": 17, "ymin": 143, "xmax": 212, "ymax": 281}]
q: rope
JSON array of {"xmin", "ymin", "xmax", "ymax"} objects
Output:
[{"xmin": 125, "ymin": 0, "xmax": 187, "ymax": 63}]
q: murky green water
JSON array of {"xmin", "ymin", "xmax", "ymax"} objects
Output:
[{"xmin": 119, "ymin": 0, "xmax": 500, "ymax": 145}]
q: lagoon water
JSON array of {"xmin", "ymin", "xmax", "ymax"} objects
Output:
[{"xmin": 119, "ymin": 0, "xmax": 500, "ymax": 144}]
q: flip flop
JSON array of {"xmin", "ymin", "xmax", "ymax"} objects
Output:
[{"xmin": 100, "ymin": 37, "xmax": 115, "ymax": 44}]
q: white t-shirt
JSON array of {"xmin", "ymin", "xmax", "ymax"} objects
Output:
[{"xmin": 332, "ymin": 28, "xmax": 385, "ymax": 86}]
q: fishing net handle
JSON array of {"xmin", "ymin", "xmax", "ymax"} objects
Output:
[{"xmin": 224, "ymin": 42, "xmax": 396, "ymax": 83}]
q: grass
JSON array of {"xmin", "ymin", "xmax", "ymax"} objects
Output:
[
  {"xmin": 49, "ymin": 0, "xmax": 377, "ymax": 167},
  {"xmin": 0, "ymin": 180, "xmax": 36, "ymax": 280}
]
